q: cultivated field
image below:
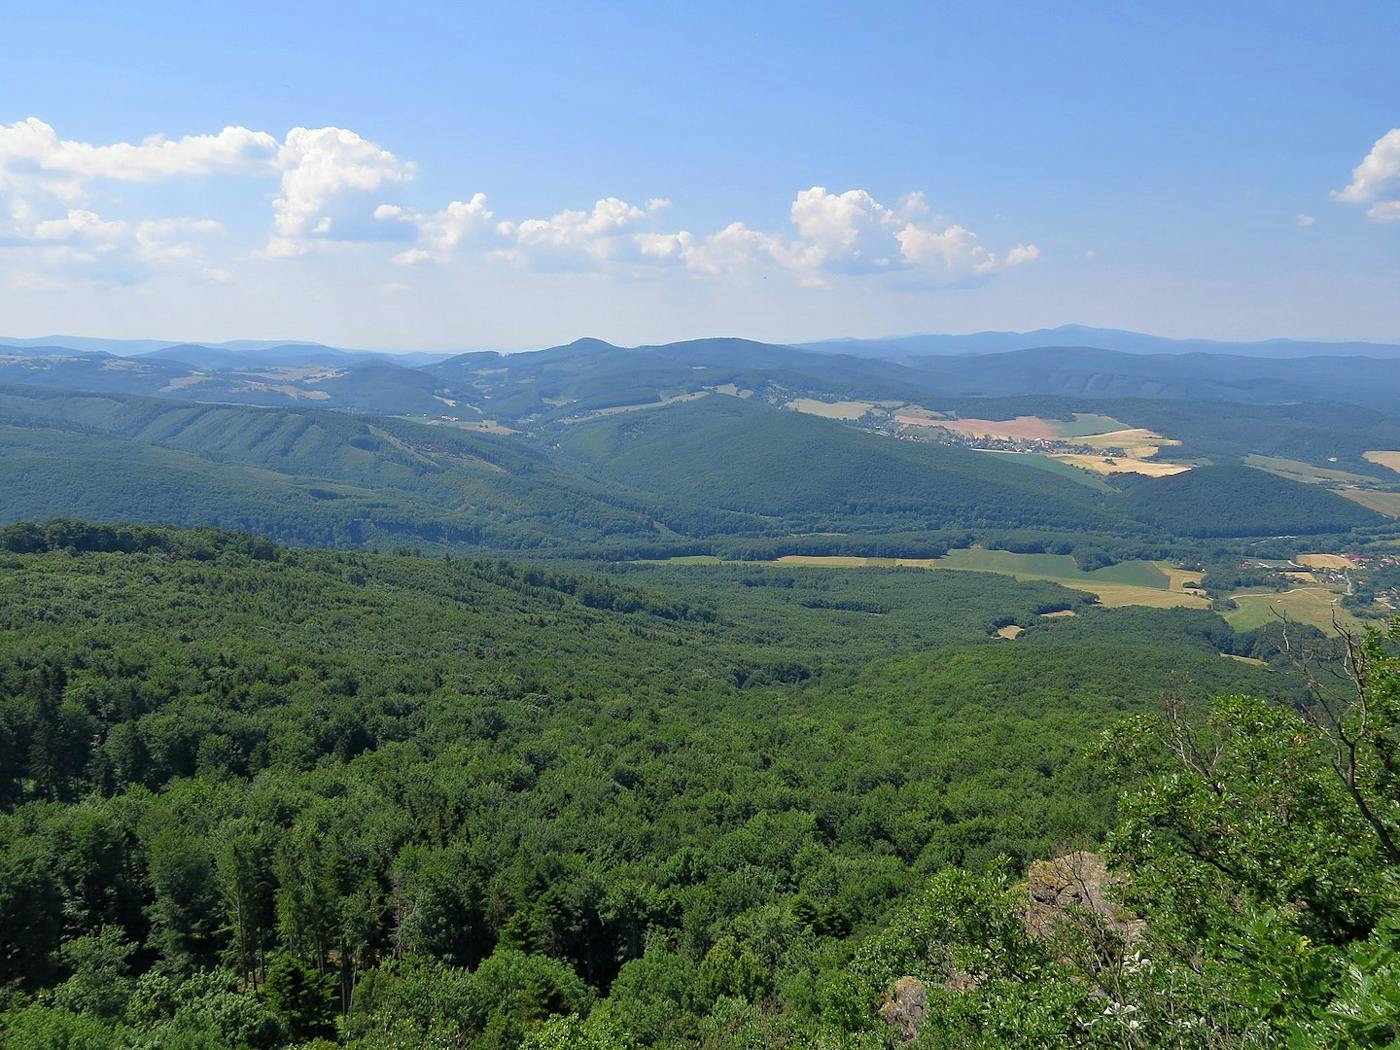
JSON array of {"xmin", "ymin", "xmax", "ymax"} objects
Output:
[
  {"xmin": 1364, "ymin": 451, "xmax": 1400, "ymax": 475},
  {"xmin": 1296, "ymin": 553, "xmax": 1353, "ymax": 570},
  {"xmin": 1339, "ymin": 490, "xmax": 1400, "ymax": 517},
  {"xmin": 786, "ymin": 398, "xmax": 875, "ymax": 420},
  {"xmin": 1051, "ymin": 453, "xmax": 1190, "ymax": 477},
  {"xmin": 895, "ymin": 410, "xmax": 1193, "ymax": 477},
  {"xmin": 1245, "ymin": 454, "xmax": 1377, "ymax": 487},
  {"xmin": 1223, "ymin": 587, "xmax": 1359, "ymax": 631},
  {"xmin": 561, "ymin": 390, "xmax": 710, "ymax": 423},
  {"xmin": 768, "ymin": 548, "xmax": 1211, "ymax": 609}
]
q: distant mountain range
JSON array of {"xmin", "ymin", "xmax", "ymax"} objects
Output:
[
  {"xmin": 800, "ymin": 324, "xmax": 1400, "ymax": 359},
  {"xmin": 7, "ymin": 332, "xmax": 1400, "ymax": 417},
  {"xmin": 7, "ymin": 324, "xmax": 1400, "ymax": 364},
  {"xmin": 0, "ymin": 335, "xmax": 451, "ymax": 367}
]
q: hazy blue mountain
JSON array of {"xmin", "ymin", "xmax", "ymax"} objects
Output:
[
  {"xmin": 0, "ymin": 334, "xmax": 177, "ymax": 354},
  {"xmin": 0, "ymin": 334, "xmax": 451, "ymax": 366},
  {"xmin": 906, "ymin": 346, "xmax": 1400, "ymax": 412},
  {"xmin": 139, "ymin": 342, "xmax": 453, "ymax": 369},
  {"xmin": 801, "ymin": 325, "xmax": 1400, "ymax": 359}
]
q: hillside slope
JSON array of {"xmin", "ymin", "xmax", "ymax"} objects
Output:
[
  {"xmin": 557, "ymin": 394, "xmax": 1132, "ymax": 534},
  {"xmin": 1121, "ymin": 464, "xmax": 1385, "ymax": 537},
  {"xmin": 0, "ymin": 385, "xmax": 671, "ymax": 548}
]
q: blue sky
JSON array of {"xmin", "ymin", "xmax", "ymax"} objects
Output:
[{"xmin": 1, "ymin": 0, "xmax": 1397, "ymax": 348}]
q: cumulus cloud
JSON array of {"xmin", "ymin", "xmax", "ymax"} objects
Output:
[
  {"xmin": 1297, "ymin": 213, "xmax": 1317, "ymax": 227},
  {"xmin": 388, "ymin": 183, "xmax": 1038, "ymax": 287},
  {"xmin": 495, "ymin": 197, "xmax": 652, "ymax": 269},
  {"xmin": 265, "ymin": 126, "xmax": 415, "ymax": 257},
  {"xmin": 0, "ymin": 117, "xmax": 276, "ymax": 182},
  {"xmin": 0, "ymin": 118, "xmax": 414, "ymax": 264},
  {"xmin": 1, "ymin": 117, "xmax": 1039, "ymax": 294},
  {"xmin": 663, "ymin": 187, "xmax": 1036, "ymax": 286},
  {"xmin": 376, "ymin": 195, "xmax": 494, "ymax": 265},
  {"xmin": 1333, "ymin": 129, "xmax": 1400, "ymax": 222},
  {"xmin": 3, "ymin": 205, "xmax": 228, "ymax": 283},
  {"xmin": 1368, "ymin": 200, "xmax": 1400, "ymax": 223}
]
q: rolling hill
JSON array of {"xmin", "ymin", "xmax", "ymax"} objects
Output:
[
  {"xmin": 0, "ymin": 385, "xmax": 670, "ymax": 548},
  {"xmin": 1119, "ymin": 464, "xmax": 1385, "ymax": 537},
  {"xmin": 555, "ymin": 394, "xmax": 1133, "ymax": 535}
]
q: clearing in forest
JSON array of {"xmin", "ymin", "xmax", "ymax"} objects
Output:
[
  {"xmin": 768, "ymin": 549, "xmax": 1211, "ymax": 610},
  {"xmin": 1223, "ymin": 587, "xmax": 1359, "ymax": 631},
  {"xmin": 1051, "ymin": 454, "xmax": 1190, "ymax": 477},
  {"xmin": 1339, "ymin": 490, "xmax": 1400, "ymax": 517},
  {"xmin": 1364, "ymin": 451, "xmax": 1400, "ymax": 475},
  {"xmin": 786, "ymin": 398, "xmax": 875, "ymax": 420},
  {"xmin": 1296, "ymin": 553, "xmax": 1353, "ymax": 570}
]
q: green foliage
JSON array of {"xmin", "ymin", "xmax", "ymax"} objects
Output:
[
  {"xmin": 1121, "ymin": 464, "xmax": 1384, "ymax": 538},
  {"xmin": 0, "ymin": 523, "xmax": 1389, "ymax": 1047}
]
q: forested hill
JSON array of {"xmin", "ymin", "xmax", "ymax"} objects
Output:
[
  {"xmin": 555, "ymin": 395, "xmax": 1133, "ymax": 535},
  {"xmin": 0, "ymin": 383, "xmax": 1386, "ymax": 557},
  {"xmin": 12, "ymin": 332, "xmax": 1400, "ymax": 417},
  {"xmin": 1, "ymin": 523, "xmax": 1396, "ymax": 1046},
  {"xmin": 0, "ymin": 525, "xmax": 1274, "ymax": 1043},
  {"xmin": 1120, "ymin": 464, "xmax": 1385, "ymax": 537}
]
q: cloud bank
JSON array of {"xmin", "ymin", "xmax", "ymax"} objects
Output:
[{"xmin": 1, "ymin": 116, "xmax": 1039, "ymax": 293}]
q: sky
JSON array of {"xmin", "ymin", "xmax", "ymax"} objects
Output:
[{"xmin": 1, "ymin": 0, "xmax": 1398, "ymax": 350}]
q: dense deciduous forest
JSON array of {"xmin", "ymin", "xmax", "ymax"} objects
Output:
[{"xmin": 2, "ymin": 524, "xmax": 1396, "ymax": 1046}]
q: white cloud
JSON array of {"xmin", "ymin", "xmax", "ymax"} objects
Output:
[
  {"xmin": 895, "ymin": 222, "xmax": 998, "ymax": 275},
  {"xmin": 1, "ymin": 117, "xmax": 1038, "ymax": 296},
  {"xmin": 1004, "ymin": 243, "xmax": 1040, "ymax": 266},
  {"xmin": 3, "ymin": 206, "xmax": 228, "ymax": 284},
  {"xmin": 135, "ymin": 218, "xmax": 230, "ymax": 282},
  {"xmin": 1333, "ymin": 129, "xmax": 1400, "ymax": 203},
  {"xmin": 1367, "ymin": 200, "xmax": 1400, "ymax": 223},
  {"xmin": 1333, "ymin": 129, "xmax": 1400, "ymax": 223},
  {"xmin": 377, "ymin": 194, "xmax": 495, "ymax": 265},
  {"xmin": 32, "ymin": 208, "xmax": 128, "ymax": 244},
  {"xmin": 265, "ymin": 126, "xmax": 415, "ymax": 257},
  {"xmin": 0, "ymin": 117, "xmax": 277, "ymax": 182},
  {"xmin": 676, "ymin": 186, "xmax": 1036, "ymax": 285},
  {"xmin": 1296, "ymin": 213, "xmax": 1317, "ymax": 227},
  {"xmin": 499, "ymin": 197, "xmax": 648, "ymax": 264}
]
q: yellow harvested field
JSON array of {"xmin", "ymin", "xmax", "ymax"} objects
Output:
[
  {"xmin": 1297, "ymin": 553, "xmax": 1352, "ymax": 570},
  {"xmin": 774, "ymin": 555, "xmax": 895, "ymax": 568},
  {"xmin": 995, "ymin": 625, "xmax": 1025, "ymax": 639},
  {"xmin": 921, "ymin": 415, "xmax": 1064, "ymax": 440},
  {"xmin": 712, "ymin": 383, "xmax": 754, "ymax": 399},
  {"xmin": 1364, "ymin": 451, "xmax": 1400, "ymax": 475},
  {"xmin": 771, "ymin": 554, "xmax": 1211, "ymax": 610},
  {"xmin": 1160, "ymin": 566, "xmax": 1207, "ymax": 592},
  {"xmin": 1339, "ymin": 489, "xmax": 1400, "ymax": 517},
  {"xmin": 1079, "ymin": 427, "xmax": 1181, "ymax": 452},
  {"xmin": 1040, "ymin": 609, "xmax": 1077, "ymax": 618},
  {"xmin": 1053, "ymin": 454, "xmax": 1191, "ymax": 477},
  {"xmin": 1224, "ymin": 653, "xmax": 1268, "ymax": 667},
  {"xmin": 893, "ymin": 405, "xmax": 951, "ymax": 421},
  {"xmin": 1245, "ymin": 454, "xmax": 1376, "ymax": 486},
  {"xmin": 786, "ymin": 398, "xmax": 875, "ymax": 420}
]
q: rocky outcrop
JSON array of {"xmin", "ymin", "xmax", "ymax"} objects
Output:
[
  {"xmin": 1022, "ymin": 850, "xmax": 1144, "ymax": 944},
  {"xmin": 879, "ymin": 975, "xmax": 928, "ymax": 1041}
]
